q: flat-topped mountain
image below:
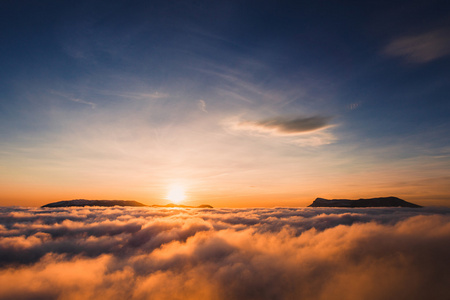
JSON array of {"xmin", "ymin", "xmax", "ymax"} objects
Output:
[
  {"xmin": 42, "ymin": 199, "xmax": 148, "ymax": 207},
  {"xmin": 308, "ymin": 197, "xmax": 422, "ymax": 208},
  {"xmin": 42, "ymin": 199, "xmax": 213, "ymax": 208}
]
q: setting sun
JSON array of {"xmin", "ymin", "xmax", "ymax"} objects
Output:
[{"xmin": 166, "ymin": 185, "xmax": 186, "ymax": 204}]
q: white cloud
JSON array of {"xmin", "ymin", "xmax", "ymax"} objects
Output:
[{"xmin": 197, "ymin": 100, "xmax": 207, "ymax": 112}]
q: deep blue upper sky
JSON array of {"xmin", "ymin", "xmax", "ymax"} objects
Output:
[{"xmin": 1, "ymin": 0, "xmax": 449, "ymax": 206}]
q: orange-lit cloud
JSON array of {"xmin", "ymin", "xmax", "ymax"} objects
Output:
[{"xmin": 1, "ymin": 206, "xmax": 449, "ymax": 299}]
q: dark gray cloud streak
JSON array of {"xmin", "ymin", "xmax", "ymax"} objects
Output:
[
  {"xmin": 238, "ymin": 115, "xmax": 332, "ymax": 135},
  {"xmin": 0, "ymin": 206, "xmax": 449, "ymax": 300}
]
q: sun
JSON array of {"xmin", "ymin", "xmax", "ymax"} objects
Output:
[{"xmin": 166, "ymin": 185, "xmax": 186, "ymax": 204}]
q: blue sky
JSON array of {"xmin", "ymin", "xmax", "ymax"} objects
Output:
[{"xmin": 1, "ymin": 0, "xmax": 449, "ymax": 206}]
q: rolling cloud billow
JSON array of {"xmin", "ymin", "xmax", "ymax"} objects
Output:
[{"xmin": 0, "ymin": 206, "xmax": 449, "ymax": 299}]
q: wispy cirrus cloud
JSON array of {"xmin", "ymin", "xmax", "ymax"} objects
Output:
[
  {"xmin": 96, "ymin": 90, "xmax": 169, "ymax": 100},
  {"xmin": 50, "ymin": 90, "xmax": 96, "ymax": 109},
  {"xmin": 384, "ymin": 28, "xmax": 450, "ymax": 63},
  {"xmin": 197, "ymin": 99, "xmax": 207, "ymax": 112}
]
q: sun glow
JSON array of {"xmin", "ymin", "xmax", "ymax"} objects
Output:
[{"xmin": 166, "ymin": 185, "xmax": 186, "ymax": 204}]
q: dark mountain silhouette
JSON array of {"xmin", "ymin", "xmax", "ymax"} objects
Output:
[
  {"xmin": 42, "ymin": 199, "xmax": 213, "ymax": 208},
  {"xmin": 308, "ymin": 197, "xmax": 422, "ymax": 208},
  {"xmin": 42, "ymin": 199, "xmax": 148, "ymax": 207}
]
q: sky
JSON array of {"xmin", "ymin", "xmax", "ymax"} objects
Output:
[{"xmin": 1, "ymin": 0, "xmax": 449, "ymax": 207}]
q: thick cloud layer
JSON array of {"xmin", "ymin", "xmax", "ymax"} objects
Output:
[{"xmin": 1, "ymin": 206, "xmax": 449, "ymax": 300}]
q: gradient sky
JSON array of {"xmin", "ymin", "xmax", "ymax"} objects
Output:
[{"xmin": 1, "ymin": 0, "xmax": 449, "ymax": 207}]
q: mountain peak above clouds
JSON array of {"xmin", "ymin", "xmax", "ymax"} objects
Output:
[
  {"xmin": 42, "ymin": 199, "xmax": 213, "ymax": 208},
  {"xmin": 308, "ymin": 197, "xmax": 422, "ymax": 208}
]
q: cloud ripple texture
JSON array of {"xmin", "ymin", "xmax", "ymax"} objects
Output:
[{"xmin": 1, "ymin": 206, "xmax": 450, "ymax": 300}]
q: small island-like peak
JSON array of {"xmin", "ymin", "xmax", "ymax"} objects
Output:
[
  {"xmin": 42, "ymin": 199, "xmax": 148, "ymax": 208},
  {"xmin": 42, "ymin": 199, "xmax": 213, "ymax": 208}
]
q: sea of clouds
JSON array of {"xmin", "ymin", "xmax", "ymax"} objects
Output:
[{"xmin": 1, "ymin": 206, "xmax": 450, "ymax": 300}]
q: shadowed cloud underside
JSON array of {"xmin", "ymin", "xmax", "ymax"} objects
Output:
[
  {"xmin": 0, "ymin": 206, "xmax": 449, "ymax": 300},
  {"xmin": 234, "ymin": 115, "xmax": 332, "ymax": 135}
]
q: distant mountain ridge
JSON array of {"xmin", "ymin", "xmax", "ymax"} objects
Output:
[
  {"xmin": 308, "ymin": 197, "xmax": 422, "ymax": 208},
  {"xmin": 42, "ymin": 199, "xmax": 213, "ymax": 208}
]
